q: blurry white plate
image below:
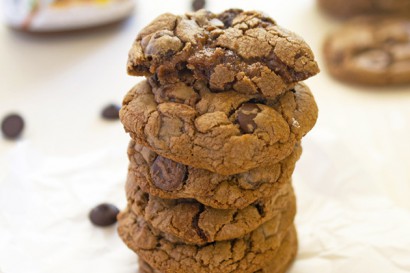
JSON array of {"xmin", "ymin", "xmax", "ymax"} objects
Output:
[{"xmin": 4, "ymin": 0, "xmax": 135, "ymax": 32}]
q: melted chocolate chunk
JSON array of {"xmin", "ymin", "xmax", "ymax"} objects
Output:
[
  {"xmin": 151, "ymin": 156, "xmax": 187, "ymax": 191},
  {"xmin": 218, "ymin": 9, "xmax": 242, "ymax": 28},
  {"xmin": 237, "ymin": 103, "xmax": 261, "ymax": 134}
]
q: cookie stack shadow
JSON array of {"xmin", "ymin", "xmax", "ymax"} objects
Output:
[{"xmin": 117, "ymin": 9, "xmax": 319, "ymax": 273}]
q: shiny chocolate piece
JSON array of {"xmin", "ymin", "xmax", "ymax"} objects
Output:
[
  {"xmin": 151, "ymin": 156, "xmax": 186, "ymax": 191},
  {"xmin": 237, "ymin": 103, "xmax": 261, "ymax": 134}
]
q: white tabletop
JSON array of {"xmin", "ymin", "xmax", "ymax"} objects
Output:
[{"xmin": 1, "ymin": 1, "xmax": 410, "ymax": 273}]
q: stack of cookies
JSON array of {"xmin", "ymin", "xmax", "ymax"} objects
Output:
[{"xmin": 118, "ymin": 9, "xmax": 319, "ymax": 273}]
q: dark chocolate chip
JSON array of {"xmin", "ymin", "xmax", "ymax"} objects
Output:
[
  {"xmin": 89, "ymin": 203, "xmax": 120, "ymax": 227},
  {"xmin": 247, "ymin": 98, "xmax": 267, "ymax": 105},
  {"xmin": 237, "ymin": 103, "xmax": 261, "ymax": 134},
  {"xmin": 218, "ymin": 9, "xmax": 241, "ymax": 27},
  {"xmin": 101, "ymin": 104, "xmax": 120, "ymax": 120},
  {"xmin": 254, "ymin": 202, "xmax": 266, "ymax": 217},
  {"xmin": 151, "ymin": 156, "xmax": 187, "ymax": 191},
  {"xmin": 192, "ymin": 0, "xmax": 206, "ymax": 11},
  {"xmin": 1, "ymin": 114, "xmax": 24, "ymax": 139}
]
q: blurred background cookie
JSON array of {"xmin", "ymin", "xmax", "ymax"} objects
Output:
[
  {"xmin": 323, "ymin": 16, "xmax": 410, "ymax": 86},
  {"xmin": 318, "ymin": 0, "xmax": 410, "ymax": 19}
]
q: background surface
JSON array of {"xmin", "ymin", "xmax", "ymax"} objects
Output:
[{"xmin": 1, "ymin": 0, "xmax": 410, "ymax": 273}]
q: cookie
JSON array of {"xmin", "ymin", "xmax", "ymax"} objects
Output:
[
  {"xmin": 139, "ymin": 259, "xmax": 162, "ymax": 273},
  {"xmin": 318, "ymin": 0, "xmax": 410, "ymax": 19},
  {"xmin": 118, "ymin": 197, "xmax": 296, "ymax": 273},
  {"xmin": 323, "ymin": 16, "xmax": 410, "ymax": 85},
  {"xmin": 127, "ymin": 140, "xmax": 301, "ymax": 209},
  {"xmin": 120, "ymin": 79, "xmax": 317, "ymax": 175},
  {"xmin": 137, "ymin": 224, "xmax": 297, "ymax": 273},
  {"xmin": 126, "ymin": 180, "xmax": 293, "ymax": 245},
  {"xmin": 126, "ymin": 9, "xmax": 319, "ymax": 98}
]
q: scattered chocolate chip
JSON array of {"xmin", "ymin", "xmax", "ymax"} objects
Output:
[
  {"xmin": 151, "ymin": 156, "xmax": 187, "ymax": 191},
  {"xmin": 192, "ymin": 0, "xmax": 206, "ymax": 11},
  {"xmin": 1, "ymin": 114, "xmax": 24, "ymax": 139},
  {"xmin": 101, "ymin": 104, "xmax": 120, "ymax": 120},
  {"xmin": 89, "ymin": 203, "xmax": 120, "ymax": 227},
  {"xmin": 237, "ymin": 103, "xmax": 261, "ymax": 134}
]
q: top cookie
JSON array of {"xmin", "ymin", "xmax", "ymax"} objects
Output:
[{"xmin": 127, "ymin": 9, "xmax": 319, "ymax": 98}]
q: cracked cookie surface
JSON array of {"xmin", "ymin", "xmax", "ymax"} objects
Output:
[
  {"xmin": 127, "ymin": 140, "xmax": 301, "ymax": 209},
  {"xmin": 120, "ymin": 79, "xmax": 317, "ymax": 175},
  {"xmin": 118, "ymin": 196, "xmax": 296, "ymax": 273},
  {"xmin": 126, "ymin": 179, "xmax": 293, "ymax": 245},
  {"xmin": 137, "ymin": 223, "xmax": 297, "ymax": 273},
  {"xmin": 324, "ymin": 16, "xmax": 410, "ymax": 85},
  {"xmin": 127, "ymin": 9, "xmax": 318, "ymax": 98}
]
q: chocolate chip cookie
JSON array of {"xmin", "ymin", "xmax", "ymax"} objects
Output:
[
  {"xmin": 318, "ymin": 0, "xmax": 410, "ymax": 19},
  {"xmin": 323, "ymin": 16, "xmax": 410, "ymax": 85},
  {"xmin": 127, "ymin": 9, "xmax": 319, "ymax": 98},
  {"xmin": 127, "ymin": 141, "xmax": 301, "ymax": 209},
  {"xmin": 137, "ymin": 223, "xmax": 297, "ymax": 273},
  {"xmin": 118, "ymin": 197, "xmax": 296, "ymax": 273},
  {"xmin": 126, "ymin": 180, "xmax": 293, "ymax": 245},
  {"xmin": 120, "ymin": 79, "xmax": 317, "ymax": 175}
]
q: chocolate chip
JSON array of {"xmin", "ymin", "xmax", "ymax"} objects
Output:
[
  {"xmin": 237, "ymin": 103, "xmax": 261, "ymax": 134},
  {"xmin": 101, "ymin": 104, "xmax": 120, "ymax": 120},
  {"xmin": 1, "ymin": 114, "xmax": 24, "ymax": 139},
  {"xmin": 192, "ymin": 0, "xmax": 205, "ymax": 11},
  {"xmin": 151, "ymin": 156, "xmax": 187, "ymax": 191},
  {"xmin": 254, "ymin": 203, "xmax": 265, "ymax": 217},
  {"xmin": 218, "ymin": 9, "xmax": 241, "ymax": 27},
  {"xmin": 89, "ymin": 203, "xmax": 120, "ymax": 227},
  {"xmin": 248, "ymin": 98, "xmax": 267, "ymax": 105}
]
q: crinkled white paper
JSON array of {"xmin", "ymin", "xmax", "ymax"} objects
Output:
[
  {"xmin": 0, "ymin": 142, "xmax": 135, "ymax": 273},
  {"xmin": 1, "ymin": 130, "xmax": 410, "ymax": 273}
]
